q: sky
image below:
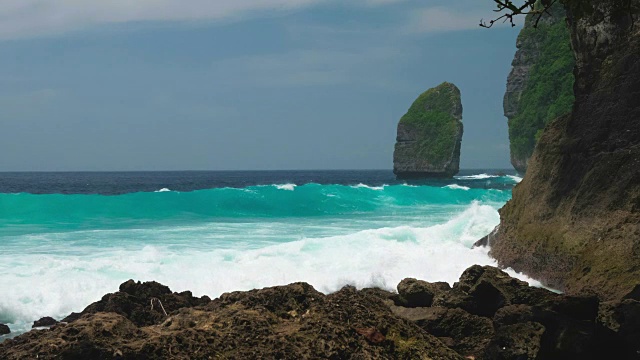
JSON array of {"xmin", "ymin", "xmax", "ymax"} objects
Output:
[{"xmin": 0, "ymin": 0, "xmax": 522, "ymax": 171}]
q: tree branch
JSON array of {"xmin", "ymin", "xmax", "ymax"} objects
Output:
[{"xmin": 480, "ymin": 0, "xmax": 560, "ymax": 29}]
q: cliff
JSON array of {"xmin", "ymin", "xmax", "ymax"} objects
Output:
[
  {"xmin": 393, "ymin": 82, "xmax": 463, "ymax": 178},
  {"xmin": 491, "ymin": 0, "xmax": 640, "ymax": 300},
  {"xmin": 504, "ymin": 2, "xmax": 575, "ymax": 173},
  {"xmin": 2, "ymin": 267, "xmax": 638, "ymax": 359}
]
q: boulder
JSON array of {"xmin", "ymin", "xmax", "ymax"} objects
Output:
[
  {"xmin": 395, "ymin": 278, "xmax": 450, "ymax": 307},
  {"xmin": 392, "ymin": 306, "xmax": 494, "ymax": 357},
  {"xmin": 65, "ymin": 279, "xmax": 211, "ymax": 327},
  {"xmin": 32, "ymin": 317, "xmax": 58, "ymax": 328},
  {"xmin": 0, "ymin": 324, "xmax": 9, "ymax": 335},
  {"xmin": 484, "ymin": 322, "xmax": 546, "ymax": 360}
]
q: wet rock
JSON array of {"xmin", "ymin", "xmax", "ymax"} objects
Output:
[
  {"xmin": 0, "ymin": 324, "xmax": 9, "ymax": 335},
  {"xmin": 69, "ymin": 279, "xmax": 211, "ymax": 327},
  {"xmin": 392, "ymin": 306, "xmax": 494, "ymax": 358},
  {"xmin": 598, "ymin": 299, "xmax": 640, "ymax": 357},
  {"xmin": 32, "ymin": 317, "xmax": 58, "ymax": 328},
  {"xmin": 493, "ymin": 304, "xmax": 535, "ymax": 326},
  {"xmin": 484, "ymin": 322, "xmax": 546, "ymax": 360},
  {"xmin": 396, "ymin": 278, "xmax": 449, "ymax": 307},
  {"xmin": 472, "ymin": 235, "xmax": 488, "ymax": 248},
  {"xmin": 60, "ymin": 312, "xmax": 81, "ymax": 323},
  {"xmin": 1, "ymin": 282, "xmax": 464, "ymax": 360}
]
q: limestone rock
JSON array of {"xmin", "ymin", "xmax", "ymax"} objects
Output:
[
  {"xmin": 393, "ymin": 82, "xmax": 463, "ymax": 178},
  {"xmin": 491, "ymin": 0, "xmax": 640, "ymax": 301},
  {"xmin": 504, "ymin": 2, "xmax": 574, "ymax": 173}
]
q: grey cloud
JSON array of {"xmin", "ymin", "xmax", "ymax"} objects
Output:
[
  {"xmin": 404, "ymin": 5, "xmax": 524, "ymax": 34},
  {"xmin": 0, "ymin": 0, "xmax": 410, "ymax": 40}
]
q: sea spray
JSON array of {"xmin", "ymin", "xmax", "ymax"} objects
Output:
[{"xmin": 0, "ymin": 173, "xmax": 531, "ymax": 337}]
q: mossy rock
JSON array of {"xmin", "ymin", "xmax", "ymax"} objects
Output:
[{"xmin": 393, "ymin": 82, "xmax": 463, "ymax": 178}]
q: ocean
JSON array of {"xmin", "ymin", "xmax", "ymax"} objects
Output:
[{"xmin": 0, "ymin": 169, "xmax": 538, "ymax": 337}]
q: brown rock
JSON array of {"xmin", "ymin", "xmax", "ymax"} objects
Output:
[
  {"xmin": 68, "ymin": 279, "xmax": 210, "ymax": 327},
  {"xmin": 355, "ymin": 327, "xmax": 386, "ymax": 344},
  {"xmin": 490, "ymin": 0, "xmax": 640, "ymax": 301},
  {"xmin": 32, "ymin": 317, "xmax": 58, "ymax": 328},
  {"xmin": 484, "ymin": 322, "xmax": 546, "ymax": 360},
  {"xmin": 0, "ymin": 281, "xmax": 464, "ymax": 360},
  {"xmin": 392, "ymin": 306, "xmax": 494, "ymax": 358},
  {"xmin": 396, "ymin": 278, "xmax": 449, "ymax": 308}
]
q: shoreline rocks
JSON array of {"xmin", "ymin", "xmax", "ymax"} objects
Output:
[
  {"xmin": 0, "ymin": 324, "xmax": 9, "ymax": 336},
  {"xmin": 393, "ymin": 82, "xmax": 463, "ymax": 179},
  {"xmin": 2, "ymin": 266, "xmax": 638, "ymax": 359}
]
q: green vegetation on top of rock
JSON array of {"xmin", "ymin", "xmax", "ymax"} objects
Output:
[
  {"xmin": 398, "ymin": 82, "xmax": 462, "ymax": 165},
  {"xmin": 508, "ymin": 4, "xmax": 575, "ymax": 162}
]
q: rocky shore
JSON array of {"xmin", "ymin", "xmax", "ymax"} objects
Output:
[{"xmin": 1, "ymin": 265, "xmax": 638, "ymax": 359}]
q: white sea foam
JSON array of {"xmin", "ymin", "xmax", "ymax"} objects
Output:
[
  {"xmin": 444, "ymin": 184, "xmax": 471, "ymax": 191},
  {"xmin": 507, "ymin": 175, "xmax": 523, "ymax": 183},
  {"xmin": 455, "ymin": 173, "xmax": 498, "ymax": 180},
  {"xmin": 353, "ymin": 183, "xmax": 385, "ymax": 190},
  {"xmin": 155, "ymin": 188, "xmax": 171, "ymax": 192},
  {"xmin": 0, "ymin": 201, "xmax": 541, "ymax": 336},
  {"xmin": 275, "ymin": 184, "xmax": 296, "ymax": 191}
]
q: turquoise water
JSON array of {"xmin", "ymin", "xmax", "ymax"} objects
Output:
[{"xmin": 0, "ymin": 173, "xmax": 537, "ymax": 336}]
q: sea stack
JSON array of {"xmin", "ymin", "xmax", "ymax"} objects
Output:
[{"xmin": 393, "ymin": 82, "xmax": 463, "ymax": 178}]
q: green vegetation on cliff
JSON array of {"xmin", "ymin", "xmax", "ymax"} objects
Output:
[
  {"xmin": 399, "ymin": 82, "xmax": 461, "ymax": 164},
  {"xmin": 509, "ymin": 10, "xmax": 575, "ymax": 161}
]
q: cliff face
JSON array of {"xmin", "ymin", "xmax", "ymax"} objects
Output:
[
  {"xmin": 393, "ymin": 82, "xmax": 463, "ymax": 178},
  {"xmin": 504, "ymin": 2, "xmax": 575, "ymax": 173},
  {"xmin": 491, "ymin": 1, "xmax": 640, "ymax": 300}
]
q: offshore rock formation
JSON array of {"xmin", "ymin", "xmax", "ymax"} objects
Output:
[
  {"xmin": 393, "ymin": 82, "xmax": 463, "ymax": 178},
  {"xmin": 2, "ymin": 267, "xmax": 639, "ymax": 359},
  {"xmin": 491, "ymin": 1, "xmax": 640, "ymax": 301},
  {"xmin": 504, "ymin": 2, "xmax": 575, "ymax": 173}
]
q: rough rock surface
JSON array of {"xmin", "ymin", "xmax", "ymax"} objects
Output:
[
  {"xmin": 393, "ymin": 82, "xmax": 463, "ymax": 178},
  {"xmin": 32, "ymin": 317, "xmax": 58, "ymax": 328},
  {"xmin": 2, "ymin": 266, "xmax": 638, "ymax": 359},
  {"xmin": 390, "ymin": 266, "xmax": 639, "ymax": 359},
  {"xmin": 71, "ymin": 279, "xmax": 212, "ymax": 327},
  {"xmin": 491, "ymin": 0, "xmax": 640, "ymax": 301},
  {"xmin": 0, "ymin": 324, "xmax": 9, "ymax": 336},
  {"xmin": 0, "ymin": 281, "xmax": 462, "ymax": 360},
  {"xmin": 503, "ymin": 3, "xmax": 574, "ymax": 173}
]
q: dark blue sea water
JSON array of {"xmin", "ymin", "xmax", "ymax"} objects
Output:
[
  {"xmin": 0, "ymin": 169, "xmax": 517, "ymax": 194},
  {"xmin": 0, "ymin": 169, "xmax": 537, "ymax": 337}
]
